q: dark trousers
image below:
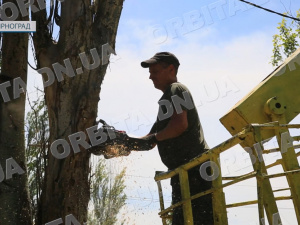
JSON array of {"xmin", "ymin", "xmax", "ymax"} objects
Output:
[{"xmin": 171, "ymin": 168, "xmax": 214, "ymax": 225}]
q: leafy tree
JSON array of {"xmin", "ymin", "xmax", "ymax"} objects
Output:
[
  {"xmin": 271, "ymin": 10, "xmax": 300, "ymax": 66},
  {"xmin": 25, "ymin": 95, "xmax": 127, "ymax": 224},
  {"xmin": 88, "ymin": 160, "xmax": 127, "ymax": 225},
  {"xmin": 30, "ymin": 1, "xmax": 125, "ymax": 223},
  {"xmin": 1, "ymin": 0, "xmax": 125, "ymax": 223},
  {"xmin": 25, "ymin": 95, "xmax": 49, "ymax": 222}
]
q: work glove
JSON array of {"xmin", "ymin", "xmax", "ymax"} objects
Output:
[{"xmin": 125, "ymin": 134, "xmax": 157, "ymax": 151}]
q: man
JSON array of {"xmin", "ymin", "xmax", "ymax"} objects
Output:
[{"xmin": 126, "ymin": 52, "xmax": 213, "ymax": 225}]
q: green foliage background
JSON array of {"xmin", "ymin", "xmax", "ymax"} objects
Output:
[
  {"xmin": 25, "ymin": 95, "xmax": 127, "ymax": 225},
  {"xmin": 271, "ymin": 10, "xmax": 300, "ymax": 66}
]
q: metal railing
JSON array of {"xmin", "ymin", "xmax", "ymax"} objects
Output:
[{"xmin": 155, "ymin": 123, "xmax": 300, "ymax": 225}]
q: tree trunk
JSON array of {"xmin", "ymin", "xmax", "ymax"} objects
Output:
[
  {"xmin": 32, "ymin": 0, "xmax": 124, "ymax": 223},
  {"xmin": 0, "ymin": 0, "xmax": 32, "ymax": 224}
]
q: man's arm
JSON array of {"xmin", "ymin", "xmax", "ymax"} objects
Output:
[
  {"xmin": 125, "ymin": 108, "xmax": 188, "ymax": 151},
  {"xmin": 155, "ymin": 110, "xmax": 188, "ymax": 141},
  {"xmin": 125, "ymin": 110, "xmax": 188, "ymax": 150}
]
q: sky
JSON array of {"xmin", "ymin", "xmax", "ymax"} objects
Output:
[{"xmin": 26, "ymin": 0, "xmax": 300, "ymax": 224}]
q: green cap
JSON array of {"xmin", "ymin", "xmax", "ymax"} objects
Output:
[{"xmin": 141, "ymin": 52, "xmax": 180, "ymax": 68}]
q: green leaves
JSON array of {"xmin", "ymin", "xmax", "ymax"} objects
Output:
[
  {"xmin": 25, "ymin": 96, "xmax": 49, "ymax": 222},
  {"xmin": 271, "ymin": 12, "xmax": 300, "ymax": 66},
  {"xmin": 88, "ymin": 160, "xmax": 127, "ymax": 225},
  {"xmin": 25, "ymin": 95, "xmax": 127, "ymax": 225},
  {"xmin": 271, "ymin": 34, "xmax": 283, "ymax": 66}
]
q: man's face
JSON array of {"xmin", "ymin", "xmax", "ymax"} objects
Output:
[{"xmin": 149, "ymin": 63, "xmax": 174, "ymax": 91}]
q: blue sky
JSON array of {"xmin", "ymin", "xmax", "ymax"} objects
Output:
[
  {"xmin": 27, "ymin": 0, "xmax": 300, "ymax": 224},
  {"xmin": 116, "ymin": 0, "xmax": 300, "ymax": 48}
]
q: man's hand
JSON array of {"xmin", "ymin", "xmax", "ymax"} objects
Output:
[{"xmin": 125, "ymin": 134, "xmax": 157, "ymax": 151}]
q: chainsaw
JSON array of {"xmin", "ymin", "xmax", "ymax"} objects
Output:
[{"xmin": 88, "ymin": 119, "xmax": 131, "ymax": 158}]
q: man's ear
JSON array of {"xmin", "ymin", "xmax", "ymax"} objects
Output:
[
  {"xmin": 169, "ymin": 64, "xmax": 177, "ymax": 76},
  {"xmin": 167, "ymin": 64, "xmax": 173, "ymax": 72}
]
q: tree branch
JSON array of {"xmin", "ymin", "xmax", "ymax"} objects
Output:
[
  {"xmin": 93, "ymin": 0, "xmax": 124, "ymax": 48},
  {"xmin": 32, "ymin": 0, "xmax": 55, "ymax": 67}
]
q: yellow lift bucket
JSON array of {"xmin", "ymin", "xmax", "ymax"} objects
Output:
[
  {"xmin": 220, "ymin": 47, "xmax": 300, "ymax": 139},
  {"xmin": 220, "ymin": 47, "xmax": 300, "ymax": 224}
]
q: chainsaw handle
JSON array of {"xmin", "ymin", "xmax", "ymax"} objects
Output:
[{"xmin": 98, "ymin": 119, "xmax": 109, "ymax": 126}]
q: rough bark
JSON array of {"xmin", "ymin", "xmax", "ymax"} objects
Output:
[
  {"xmin": 32, "ymin": 0, "xmax": 124, "ymax": 223},
  {"xmin": 0, "ymin": 0, "xmax": 32, "ymax": 224}
]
